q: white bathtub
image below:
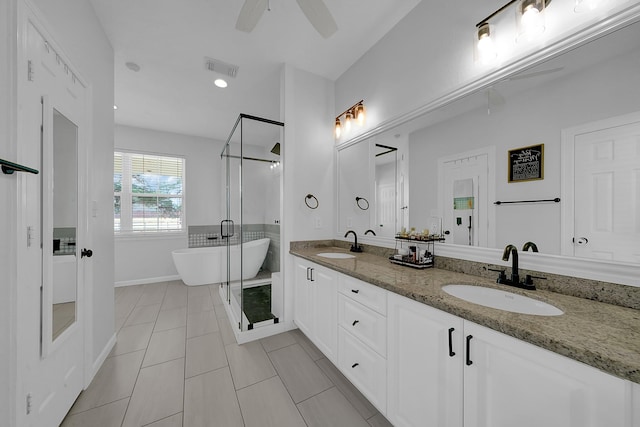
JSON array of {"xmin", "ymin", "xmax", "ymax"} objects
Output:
[{"xmin": 172, "ymin": 238, "xmax": 270, "ymax": 286}]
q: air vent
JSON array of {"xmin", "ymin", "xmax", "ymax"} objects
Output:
[{"xmin": 204, "ymin": 57, "xmax": 239, "ymax": 78}]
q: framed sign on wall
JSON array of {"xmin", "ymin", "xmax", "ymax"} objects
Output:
[{"xmin": 508, "ymin": 143, "xmax": 544, "ymax": 183}]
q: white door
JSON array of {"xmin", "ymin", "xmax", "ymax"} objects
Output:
[
  {"xmin": 572, "ymin": 118, "xmax": 640, "ymax": 262},
  {"xmin": 439, "ymin": 149, "xmax": 493, "ymax": 247},
  {"xmin": 387, "ymin": 293, "xmax": 464, "ymax": 427},
  {"xmin": 17, "ymin": 16, "xmax": 88, "ymax": 426}
]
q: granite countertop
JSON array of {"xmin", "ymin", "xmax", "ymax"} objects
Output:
[{"xmin": 290, "ymin": 245, "xmax": 640, "ymax": 384}]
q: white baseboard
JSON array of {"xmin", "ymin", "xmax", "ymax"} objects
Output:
[
  {"xmin": 115, "ymin": 275, "xmax": 181, "ymax": 287},
  {"xmin": 87, "ymin": 333, "xmax": 116, "ymax": 388}
]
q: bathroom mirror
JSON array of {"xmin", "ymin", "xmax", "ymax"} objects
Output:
[
  {"xmin": 51, "ymin": 109, "xmax": 78, "ymax": 341},
  {"xmin": 337, "ymin": 19, "xmax": 640, "ymax": 266}
]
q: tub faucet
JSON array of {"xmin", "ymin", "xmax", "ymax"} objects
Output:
[
  {"xmin": 344, "ymin": 230, "xmax": 363, "ymax": 253},
  {"xmin": 364, "ymin": 229, "xmax": 376, "ymax": 236},
  {"xmin": 522, "ymin": 241, "xmax": 538, "ymax": 252}
]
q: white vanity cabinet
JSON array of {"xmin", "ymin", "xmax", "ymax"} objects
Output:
[
  {"xmin": 293, "ymin": 259, "xmax": 338, "ymax": 362},
  {"xmin": 337, "ymin": 275, "xmax": 388, "ymax": 413},
  {"xmin": 387, "ymin": 292, "xmax": 464, "ymax": 427},
  {"xmin": 387, "ymin": 291, "xmax": 632, "ymax": 427},
  {"xmin": 463, "ymin": 321, "xmax": 630, "ymax": 427}
]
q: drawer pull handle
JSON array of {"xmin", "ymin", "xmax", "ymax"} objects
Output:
[
  {"xmin": 351, "ymin": 289, "xmax": 359, "ymax": 294},
  {"xmin": 466, "ymin": 335, "xmax": 473, "ymax": 366},
  {"xmin": 448, "ymin": 327, "xmax": 455, "ymax": 357},
  {"xmin": 352, "ymin": 363, "xmax": 359, "ymax": 368},
  {"xmin": 352, "ymin": 320, "xmax": 359, "ymax": 326}
]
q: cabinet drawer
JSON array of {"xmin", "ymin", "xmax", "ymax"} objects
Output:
[
  {"xmin": 338, "ymin": 294, "xmax": 386, "ymax": 357},
  {"xmin": 338, "ymin": 275, "xmax": 387, "ymax": 315},
  {"xmin": 338, "ymin": 327, "xmax": 387, "ymax": 414}
]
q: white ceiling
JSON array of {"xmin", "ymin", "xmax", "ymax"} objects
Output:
[{"xmin": 89, "ymin": 0, "xmax": 421, "ymax": 142}]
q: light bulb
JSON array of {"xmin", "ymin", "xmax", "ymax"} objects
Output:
[
  {"xmin": 335, "ymin": 118, "xmax": 342, "ymax": 138},
  {"xmin": 477, "ymin": 24, "xmax": 496, "ymax": 63},
  {"xmin": 345, "ymin": 111, "xmax": 352, "ymax": 133},
  {"xmin": 517, "ymin": 0, "xmax": 545, "ymax": 42},
  {"xmin": 356, "ymin": 104, "xmax": 366, "ymax": 126},
  {"xmin": 214, "ymin": 78, "xmax": 228, "ymax": 88}
]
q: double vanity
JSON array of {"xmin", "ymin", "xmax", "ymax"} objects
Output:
[{"xmin": 291, "ymin": 241, "xmax": 640, "ymax": 427}]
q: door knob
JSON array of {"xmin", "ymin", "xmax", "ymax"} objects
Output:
[
  {"xmin": 81, "ymin": 248, "xmax": 93, "ymax": 258},
  {"xmin": 574, "ymin": 237, "xmax": 589, "ymax": 245}
]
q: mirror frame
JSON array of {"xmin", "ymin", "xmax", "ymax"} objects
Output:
[{"xmin": 335, "ymin": 6, "xmax": 640, "ymax": 287}]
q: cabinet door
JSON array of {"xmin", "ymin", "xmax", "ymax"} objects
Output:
[
  {"xmin": 387, "ymin": 292, "xmax": 464, "ymax": 427},
  {"xmin": 294, "ymin": 260, "xmax": 312, "ymax": 336},
  {"xmin": 312, "ymin": 265, "xmax": 337, "ymax": 363},
  {"xmin": 463, "ymin": 321, "xmax": 630, "ymax": 427}
]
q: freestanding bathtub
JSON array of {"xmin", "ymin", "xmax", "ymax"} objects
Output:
[{"xmin": 172, "ymin": 238, "xmax": 270, "ymax": 286}]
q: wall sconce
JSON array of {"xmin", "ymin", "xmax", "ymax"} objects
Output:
[{"xmin": 335, "ymin": 100, "xmax": 365, "ymax": 139}]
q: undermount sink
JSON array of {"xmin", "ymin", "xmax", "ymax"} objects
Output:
[
  {"xmin": 442, "ymin": 284, "xmax": 563, "ymax": 316},
  {"xmin": 316, "ymin": 252, "xmax": 356, "ymax": 259}
]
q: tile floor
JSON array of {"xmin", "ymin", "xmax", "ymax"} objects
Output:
[{"xmin": 61, "ymin": 280, "xmax": 393, "ymax": 427}]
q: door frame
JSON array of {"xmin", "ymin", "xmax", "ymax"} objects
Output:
[{"xmin": 560, "ymin": 110, "xmax": 640, "ymax": 257}]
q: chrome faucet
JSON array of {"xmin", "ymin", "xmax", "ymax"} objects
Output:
[
  {"xmin": 344, "ymin": 230, "xmax": 363, "ymax": 252},
  {"xmin": 522, "ymin": 241, "xmax": 539, "ymax": 252},
  {"xmin": 364, "ymin": 229, "xmax": 376, "ymax": 236}
]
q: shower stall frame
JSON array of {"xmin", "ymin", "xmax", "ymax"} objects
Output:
[{"xmin": 218, "ymin": 113, "xmax": 286, "ymax": 343}]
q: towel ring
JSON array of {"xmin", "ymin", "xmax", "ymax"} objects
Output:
[
  {"xmin": 305, "ymin": 194, "xmax": 319, "ymax": 209},
  {"xmin": 356, "ymin": 196, "xmax": 369, "ymax": 210}
]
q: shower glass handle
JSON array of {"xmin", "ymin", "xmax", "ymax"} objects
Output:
[{"xmin": 221, "ymin": 220, "xmax": 234, "ymax": 238}]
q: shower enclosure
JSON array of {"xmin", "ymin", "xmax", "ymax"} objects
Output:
[{"xmin": 220, "ymin": 114, "xmax": 284, "ymax": 336}]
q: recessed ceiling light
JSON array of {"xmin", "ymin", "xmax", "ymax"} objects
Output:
[
  {"xmin": 214, "ymin": 78, "xmax": 228, "ymax": 88},
  {"xmin": 113, "ymin": 105, "xmax": 118, "ymax": 110},
  {"xmin": 125, "ymin": 62, "xmax": 141, "ymax": 72}
]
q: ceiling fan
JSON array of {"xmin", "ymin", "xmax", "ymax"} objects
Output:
[{"xmin": 236, "ymin": 0, "xmax": 338, "ymax": 38}]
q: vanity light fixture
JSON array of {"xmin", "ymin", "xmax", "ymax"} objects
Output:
[
  {"xmin": 335, "ymin": 100, "xmax": 365, "ymax": 139},
  {"xmin": 474, "ymin": 0, "xmax": 551, "ymax": 61}
]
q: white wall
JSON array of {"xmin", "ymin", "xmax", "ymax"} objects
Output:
[
  {"xmin": 283, "ymin": 64, "xmax": 335, "ymax": 327},
  {"xmin": 408, "ymin": 48, "xmax": 640, "ymax": 254},
  {"xmin": 0, "ymin": 1, "xmax": 18, "ymax": 424},
  {"xmin": 114, "ymin": 124, "xmax": 224, "ymax": 284}
]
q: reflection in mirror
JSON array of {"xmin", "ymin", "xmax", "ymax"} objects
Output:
[
  {"xmin": 337, "ymin": 21, "xmax": 640, "ymax": 266},
  {"xmin": 52, "ymin": 109, "xmax": 78, "ymax": 340},
  {"xmin": 373, "ymin": 144, "xmax": 397, "ymax": 238}
]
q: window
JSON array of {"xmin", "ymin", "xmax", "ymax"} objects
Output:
[{"xmin": 114, "ymin": 151, "xmax": 185, "ymax": 233}]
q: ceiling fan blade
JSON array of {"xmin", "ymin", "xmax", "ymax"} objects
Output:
[
  {"xmin": 236, "ymin": 0, "xmax": 268, "ymax": 33},
  {"xmin": 509, "ymin": 67, "xmax": 565, "ymax": 81},
  {"xmin": 296, "ymin": 0, "xmax": 338, "ymax": 38}
]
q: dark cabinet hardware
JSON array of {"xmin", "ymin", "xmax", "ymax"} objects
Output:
[
  {"xmin": 309, "ymin": 268, "xmax": 315, "ymax": 282},
  {"xmin": 306, "ymin": 267, "xmax": 310, "ymax": 281},
  {"xmin": 351, "ymin": 363, "xmax": 359, "ymax": 368},
  {"xmin": 81, "ymin": 248, "xmax": 93, "ymax": 258},
  {"xmin": 466, "ymin": 335, "xmax": 473, "ymax": 366},
  {"xmin": 351, "ymin": 289, "xmax": 359, "ymax": 294},
  {"xmin": 448, "ymin": 327, "xmax": 456, "ymax": 357},
  {"xmin": 352, "ymin": 320, "xmax": 360, "ymax": 326},
  {"xmin": 494, "ymin": 197, "xmax": 560, "ymax": 205}
]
